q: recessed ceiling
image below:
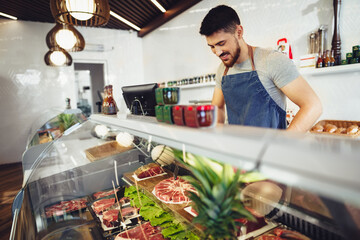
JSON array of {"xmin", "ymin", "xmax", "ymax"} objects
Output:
[{"xmin": 0, "ymin": 0, "xmax": 201, "ymax": 37}]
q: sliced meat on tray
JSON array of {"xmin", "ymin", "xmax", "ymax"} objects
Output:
[
  {"xmin": 135, "ymin": 163, "xmax": 164, "ymax": 179},
  {"xmin": 115, "ymin": 222, "xmax": 164, "ymax": 240},
  {"xmin": 120, "ymin": 197, "xmax": 130, "ymax": 205},
  {"xmin": 103, "ymin": 209, "xmax": 121, "ymax": 228},
  {"xmin": 102, "ymin": 207, "xmax": 139, "ymax": 228},
  {"xmin": 153, "ymin": 177, "xmax": 197, "ymax": 203},
  {"xmin": 45, "ymin": 198, "xmax": 87, "ymax": 218},
  {"xmin": 93, "ymin": 188, "xmax": 119, "ymax": 199},
  {"xmin": 92, "ymin": 198, "xmax": 115, "ymax": 215}
]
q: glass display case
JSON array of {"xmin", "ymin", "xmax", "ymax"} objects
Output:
[
  {"xmin": 11, "ymin": 114, "xmax": 360, "ymax": 240},
  {"xmin": 26, "ymin": 108, "xmax": 86, "ymax": 149}
]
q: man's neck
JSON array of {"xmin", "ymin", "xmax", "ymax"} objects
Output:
[{"xmin": 235, "ymin": 40, "xmax": 251, "ymax": 65}]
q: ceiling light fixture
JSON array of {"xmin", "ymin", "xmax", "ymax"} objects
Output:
[
  {"xmin": 45, "ymin": 47, "xmax": 73, "ymax": 67},
  {"xmin": 50, "ymin": 0, "xmax": 110, "ymax": 26},
  {"xmin": 46, "ymin": 23, "xmax": 85, "ymax": 51},
  {"xmin": 110, "ymin": 11, "xmax": 140, "ymax": 31},
  {"xmin": 150, "ymin": 0, "xmax": 166, "ymax": 13},
  {"xmin": 0, "ymin": 12, "xmax": 18, "ymax": 20}
]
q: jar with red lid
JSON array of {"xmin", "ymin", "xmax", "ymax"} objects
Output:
[
  {"xmin": 196, "ymin": 105, "xmax": 216, "ymax": 127},
  {"xmin": 172, "ymin": 105, "xmax": 185, "ymax": 126},
  {"xmin": 184, "ymin": 105, "xmax": 198, "ymax": 128}
]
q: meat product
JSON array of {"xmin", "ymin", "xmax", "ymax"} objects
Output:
[
  {"xmin": 102, "ymin": 207, "xmax": 139, "ymax": 228},
  {"xmin": 135, "ymin": 163, "xmax": 164, "ymax": 179},
  {"xmin": 153, "ymin": 177, "xmax": 197, "ymax": 203},
  {"xmin": 103, "ymin": 209, "xmax": 121, "ymax": 228},
  {"xmin": 45, "ymin": 198, "xmax": 87, "ymax": 218},
  {"xmin": 121, "ymin": 206, "xmax": 139, "ymax": 218},
  {"xmin": 115, "ymin": 222, "xmax": 164, "ymax": 240},
  {"xmin": 92, "ymin": 198, "xmax": 115, "ymax": 215},
  {"xmin": 258, "ymin": 235, "xmax": 283, "ymax": 240},
  {"xmin": 273, "ymin": 228, "xmax": 310, "ymax": 240},
  {"xmin": 93, "ymin": 189, "xmax": 119, "ymax": 199},
  {"xmin": 120, "ymin": 197, "xmax": 130, "ymax": 205}
]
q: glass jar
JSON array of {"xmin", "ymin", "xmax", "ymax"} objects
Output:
[
  {"xmin": 172, "ymin": 105, "xmax": 185, "ymax": 126},
  {"xmin": 163, "ymin": 105, "xmax": 173, "ymax": 124},
  {"xmin": 162, "ymin": 87, "xmax": 179, "ymax": 105},
  {"xmin": 155, "ymin": 105, "xmax": 164, "ymax": 122},
  {"xmin": 196, "ymin": 105, "xmax": 215, "ymax": 127}
]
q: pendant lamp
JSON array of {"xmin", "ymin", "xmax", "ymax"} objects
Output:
[
  {"xmin": 44, "ymin": 47, "xmax": 73, "ymax": 67},
  {"xmin": 46, "ymin": 23, "xmax": 85, "ymax": 52},
  {"xmin": 50, "ymin": 0, "xmax": 110, "ymax": 26}
]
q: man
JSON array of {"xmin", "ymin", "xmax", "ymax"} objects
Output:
[{"xmin": 200, "ymin": 5, "xmax": 322, "ymax": 132}]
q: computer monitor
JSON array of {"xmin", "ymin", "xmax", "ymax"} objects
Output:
[{"xmin": 122, "ymin": 83, "xmax": 158, "ymax": 116}]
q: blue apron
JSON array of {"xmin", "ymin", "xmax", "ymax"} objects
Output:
[{"xmin": 221, "ymin": 45, "xmax": 287, "ymax": 129}]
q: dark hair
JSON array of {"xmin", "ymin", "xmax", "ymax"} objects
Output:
[{"xmin": 200, "ymin": 5, "xmax": 240, "ymax": 36}]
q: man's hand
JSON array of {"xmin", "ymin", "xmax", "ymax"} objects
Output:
[
  {"xmin": 211, "ymin": 87, "xmax": 226, "ymax": 124},
  {"xmin": 281, "ymin": 76, "xmax": 322, "ymax": 132}
]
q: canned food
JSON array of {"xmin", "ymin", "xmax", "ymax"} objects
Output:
[
  {"xmin": 341, "ymin": 59, "xmax": 348, "ymax": 65},
  {"xmin": 163, "ymin": 87, "xmax": 179, "ymax": 105},
  {"xmin": 346, "ymin": 52, "xmax": 353, "ymax": 60},
  {"xmin": 155, "ymin": 105, "xmax": 164, "ymax": 122},
  {"xmin": 353, "ymin": 45, "xmax": 360, "ymax": 58},
  {"xmin": 350, "ymin": 58, "xmax": 359, "ymax": 64},
  {"xmin": 163, "ymin": 105, "xmax": 173, "ymax": 124},
  {"xmin": 155, "ymin": 88, "xmax": 165, "ymax": 105}
]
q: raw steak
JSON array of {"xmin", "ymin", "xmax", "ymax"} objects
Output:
[
  {"xmin": 153, "ymin": 177, "xmax": 196, "ymax": 203},
  {"xmin": 135, "ymin": 163, "xmax": 164, "ymax": 179},
  {"xmin": 93, "ymin": 188, "xmax": 119, "ymax": 199},
  {"xmin": 115, "ymin": 222, "xmax": 164, "ymax": 240},
  {"xmin": 102, "ymin": 207, "xmax": 139, "ymax": 227},
  {"xmin": 92, "ymin": 198, "xmax": 115, "ymax": 215},
  {"xmin": 45, "ymin": 198, "xmax": 87, "ymax": 218}
]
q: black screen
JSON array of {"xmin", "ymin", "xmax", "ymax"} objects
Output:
[{"xmin": 122, "ymin": 83, "xmax": 158, "ymax": 116}]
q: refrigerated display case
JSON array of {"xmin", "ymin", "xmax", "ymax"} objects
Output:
[
  {"xmin": 11, "ymin": 114, "xmax": 360, "ymax": 240},
  {"xmin": 26, "ymin": 108, "xmax": 86, "ymax": 149}
]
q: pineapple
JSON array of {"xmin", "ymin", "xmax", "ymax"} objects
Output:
[
  {"xmin": 57, "ymin": 113, "xmax": 77, "ymax": 132},
  {"xmin": 180, "ymin": 154, "xmax": 256, "ymax": 240}
]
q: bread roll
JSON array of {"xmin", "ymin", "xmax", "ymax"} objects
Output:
[
  {"xmin": 347, "ymin": 125, "xmax": 359, "ymax": 135},
  {"xmin": 311, "ymin": 124, "xmax": 324, "ymax": 133},
  {"xmin": 324, "ymin": 123, "xmax": 337, "ymax": 133},
  {"xmin": 335, "ymin": 127, "xmax": 347, "ymax": 134}
]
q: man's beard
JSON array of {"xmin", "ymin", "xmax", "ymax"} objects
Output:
[{"xmin": 220, "ymin": 39, "xmax": 241, "ymax": 67}]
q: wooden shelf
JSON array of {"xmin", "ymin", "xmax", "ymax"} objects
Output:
[
  {"xmin": 175, "ymin": 82, "xmax": 216, "ymax": 89},
  {"xmin": 299, "ymin": 63, "xmax": 360, "ymax": 76}
]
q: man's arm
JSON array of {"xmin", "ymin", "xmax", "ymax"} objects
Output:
[
  {"xmin": 281, "ymin": 75, "xmax": 322, "ymax": 132},
  {"xmin": 211, "ymin": 87, "xmax": 226, "ymax": 124}
]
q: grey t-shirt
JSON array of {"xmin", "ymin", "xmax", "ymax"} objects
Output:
[{"xmin": 215, "ymin": 47, "xmax": 299, "ymax": 110}]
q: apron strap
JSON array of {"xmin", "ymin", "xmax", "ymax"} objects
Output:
[
  {"xmin": 248, "ymin": 45, "xmax": 256, "ymax": 71},
  {"xmin": 223, "ymin": 44, "xmax": 255, "ymax": 77}
]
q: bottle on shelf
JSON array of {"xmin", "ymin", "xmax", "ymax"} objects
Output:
[
  {"xmin": 330, "ymin": 50, "xmax": 335, "ymax": 66},
  {"xmin": 65, "ymin": 98, "xmax": 71, "ymax": 109},
  {"xmin": 323, "ymin": 50, "xmax": 330, "ymax": 67},
  {"xmin": 102, "ymin": 86, "xmax": 109, "ymax": 114},
  {"xmin": 105, "ymin": 85, "xmax": 117, "ymax": 115},
  {"xmin": 316, "ymin": 52, "xmax": 323, "ymax": 68}
]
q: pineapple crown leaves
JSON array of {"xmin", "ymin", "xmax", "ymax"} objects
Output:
[
  {"xmin": 57, "ymin": 113, "xmax": 77, "ymax": 130},
  {"xmin": 178, "ymin": 154, "xmax": 256, "ymax": 239}
]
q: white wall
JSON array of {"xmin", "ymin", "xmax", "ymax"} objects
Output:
[
  {"xmin": 0, "ymin": 20, "xmax": 143, "ymax": 164},
  {"xmin": 143, "ymin": 0, "xmax": 360, "ymax": 119}
]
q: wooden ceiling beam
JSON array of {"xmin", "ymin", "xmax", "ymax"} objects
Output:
[{"xmin": 138, "ymin": 0, "xmax": 201, "ymax": 38}]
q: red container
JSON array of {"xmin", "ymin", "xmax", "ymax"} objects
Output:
[
  {"xmin": 172, "ymin": 105, "xmax": 185, "ymax": 126},
  {"xmin": 184, "ymin": 105, "xmax": 199, "ymax": 128},
  {"xmin": 196, "ymin": 105, "xmax": 215, "ymax": 127}
]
